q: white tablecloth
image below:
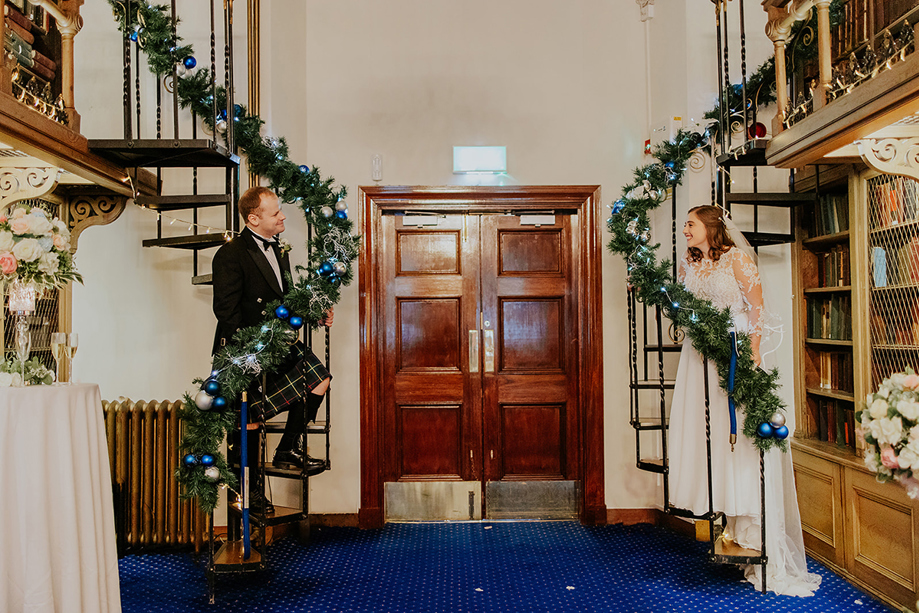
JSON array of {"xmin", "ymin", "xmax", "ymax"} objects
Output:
[{"xmin": 0, "ymin": 383, "xmax": 121, "ymax": 613}]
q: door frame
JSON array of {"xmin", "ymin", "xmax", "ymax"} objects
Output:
[{"xmin": 358, "ymin": 186, "xmax": 605, "ymax": 528}]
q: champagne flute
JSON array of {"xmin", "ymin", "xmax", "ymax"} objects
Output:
[
  {"xmin": 66, "ymin": 333, "xmax": 78, "ymax": 384},
  {"xmin": 50, "ymin": 332, "xmax": 66, "ymax": 384}
]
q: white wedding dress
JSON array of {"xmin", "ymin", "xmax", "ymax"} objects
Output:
[{"xmin": 669, "ymin": 247, "xmax": 822, "ymax": 597}]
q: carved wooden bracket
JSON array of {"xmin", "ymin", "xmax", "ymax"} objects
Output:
[
  {"xmin": 68, "ymin": 194, "xmax": 127, "ymax": 251},
  {"xmin": 0, "ymin": 164, "xmax": 61, "ymax": 213},
  {"xmin": 857, "ymin": 137, "xmax": 919, "ymax": 182}
]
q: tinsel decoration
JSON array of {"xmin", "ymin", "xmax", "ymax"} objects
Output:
[
  {"xmin": 607, "ymin": 128, "xmax": 788, "ymax": 453},
  {"xmin": 107, "ymin": 2, "xmax": 361, "ymax": 513}
]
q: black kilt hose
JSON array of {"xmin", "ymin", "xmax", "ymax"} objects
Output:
[{"xmin": 248, "ymin": 342, "xmax": 331, "ymax": 422}]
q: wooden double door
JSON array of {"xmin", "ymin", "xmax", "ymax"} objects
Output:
[{"xmin": 359, "ymin": 187, "xmax": 605, "ymax": 527}]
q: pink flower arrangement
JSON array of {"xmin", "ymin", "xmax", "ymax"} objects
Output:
[{"xmin": 0, "ymin": 205, "xmax": 81, "ymax": 291}]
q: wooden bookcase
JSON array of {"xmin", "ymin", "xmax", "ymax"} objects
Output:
[{"xmin": 791, "ymin": 164, "xmax": 919, "ymax": 610}]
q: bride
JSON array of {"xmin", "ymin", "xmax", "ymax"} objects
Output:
[{"xmin": 669, "ymin": 205, "xmax": 822, "ymax": 597}]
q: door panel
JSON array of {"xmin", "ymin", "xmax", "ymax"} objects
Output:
[
  {"xmin": 382, "ymin": 214, "xmax": 482, "ymax": 484},
  {"xmin": 481, "ymin": 215, "xmax": 578, "ymax": 485}
]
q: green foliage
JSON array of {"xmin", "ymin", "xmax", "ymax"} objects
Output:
[{"xmin": 108, "ymin": 3, "xmax": 361, "ymax": 513}]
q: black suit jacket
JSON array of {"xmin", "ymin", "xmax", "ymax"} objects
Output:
[{"xmin": 212, "ymin": 227, "xmax": 291, "ymax": 354}]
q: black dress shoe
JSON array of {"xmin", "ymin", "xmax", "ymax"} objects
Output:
[
  {"xmin": 273, "ymin": 448, "xmax": 304, "ymax": 470},
  {"xmin": 304, "ymin": 455, "xmax": 325, "ymax": 469}
]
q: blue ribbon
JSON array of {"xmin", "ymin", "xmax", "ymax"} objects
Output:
[
  {"xmin": 240, "ymin": 393, "xmax": 251, "ymax": 560},
  {"xmin": 728, "ymin": 330, "xmax": 738, "ymax": 449}
]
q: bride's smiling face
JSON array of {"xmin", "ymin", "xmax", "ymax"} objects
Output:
[{"xmin": 683, "ymin": 211, "xmax": 711, "ymax": 253}]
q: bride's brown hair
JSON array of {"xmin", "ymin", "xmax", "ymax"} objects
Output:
[{"xmin": 686, "ymin": 205, "xmax": 735, "ymax": 263}]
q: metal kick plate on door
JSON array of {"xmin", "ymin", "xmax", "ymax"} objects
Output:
[
  {"xmin": 483, "ymin": 329, "xmax": 495, "ymax": 372},
  {"xmin": 486, "ymin": 481, "xmax": 579, "ymax": 520}
]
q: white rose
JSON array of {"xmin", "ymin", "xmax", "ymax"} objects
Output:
[
  {"xmin": 892, "ymin": 373, "xmax": 908, "ymax": 388},
  {"xmin": 0, "ymin": 232, "xmax": 14, "ymax": 252},
  {"xmin": 37, "ymin": 252, "xmax": 58, "ymax": 275},
  {"xmin": 864, "ymin": 447, "xmax": 879, "ymax": 472},
  {"xmin": 12, "ymin": 238, "xmax": 42, "ymax": 262},
  {"xmin": 876, "ymin": 417, "xmax": 905, "ymax": 446},
  {"xmin": 899, "ymin": 400, "xmax": 919, "ymax": 421},
  {"xmin": 880, "ymin": 386, "xmax": 891, "ymax": 399},
  {"xmin": 11, "ymin": 207, "xmax": 26, "ymax": 220},
  {"xmin": 910, "ymin": 425, "xmax": 919, "ymax": 442},
  {"xmin": 28, "ymin": 215, "xmax": 52, "ymax": 235},
  {"xmin": 0, "ymin": 371, "xmax": 14, "ymax": 386},
  {"xmin": 870, "ymin": 398, "xmax": 889, "ymax": 419},
  {"xmin": 900, "ymin": 447, "xmax": 919, "ymax": 470}
]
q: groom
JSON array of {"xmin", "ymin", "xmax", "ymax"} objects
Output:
[{"xmin": 212, "ymin": 187, "xmax": 333, "ymax": 508}]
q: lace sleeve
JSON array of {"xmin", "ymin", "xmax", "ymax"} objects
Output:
[
  {"xmin": 678, "ymin": 252, "xmax": 688, "ymax": 284},
  {"xmin": 732, "ymin": 248, "xmax": 763, "ymax": 336}
]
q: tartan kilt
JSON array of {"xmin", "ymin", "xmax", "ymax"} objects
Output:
[{"xmin": 248, "ymin": 342, "xmax": 331, "ymax": 422}]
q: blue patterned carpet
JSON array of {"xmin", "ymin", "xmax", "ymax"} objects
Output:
[{"xmin": 119, "ymin": 522, "xmax": 891, "ymax": 612}]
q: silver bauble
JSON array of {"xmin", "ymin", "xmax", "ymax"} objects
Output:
[
  {"xmin": 648, "ymin": 189, "xmax": 658, "ymax": 200},
  {"xmin": 640, "ymin": 229, "xmax": 651, "ymax": 242},
  {"xmin": 335, "ymin": 200, "xmax": 348, "ymax": 212},
  {"xmin": 204, "ymin": 466, "xmax": 221, "ymax": 482},
  {"xmin": 216, "ymin": 119, "xmax": 227, "ymax": 135},
  {"xmin": 195, "ymin": 390, "xmax": 214, "ymax": 411},
  {"xmin": 769, "ymin": 411, "xmax": 786, "ymax": 428},
  {"xmin": 332, "ymin": 261, "xmax": 348, "ymax": 276},
  {"xmin": 626, "ymin": 220, "xmax": 639, "ymax": 236},
  {"xmin": 175, "ymin": 64, "xmax": 187, "ymax": 77},
  {"xmin": 320, "ymin": 206, "xmax": 334, "ymax": 218}
]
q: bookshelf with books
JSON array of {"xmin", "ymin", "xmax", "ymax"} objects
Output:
[
  {"xmin": 797, "ymin": 170, "xmax": 857, "ymax": 453},
  {"xmin": 3, "ymin": 0, "xmax": 63, "ymax": 120}
]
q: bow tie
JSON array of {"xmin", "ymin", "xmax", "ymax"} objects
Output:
[{"xmin": 254, "ymin": 235, "xmax": 278, "ymax": 252}]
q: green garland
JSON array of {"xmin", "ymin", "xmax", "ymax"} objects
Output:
[
  {"xmin": 108, "ymin": 2, "xmax": 360, "ymax": 511},
  {"xmin": 608, "ymin": 130, "xmax": 787, "ymax": 453}
]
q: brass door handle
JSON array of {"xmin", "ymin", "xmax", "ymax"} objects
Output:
[
  {"xmin": 469, "ymin": 330, "xmax": 479, "ymax": 373},
  {"xmin": 483, "ymin": 329, "xmax": 495, "ymax": 372}
]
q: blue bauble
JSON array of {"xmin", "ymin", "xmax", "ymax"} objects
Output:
[
  {"xmin": 289, "ymin": 316, "xmax": 304, "ymax": 330},
  {"xmin": 275, "ymin": 305, "xmax": 290, "ymax": 320},
  {"xmin": 183, "ymin": 56, "xmax": 197, "ymax": 69},
  {"xmin": 319, "ymin": 262, "xmax": 334, "ymax": 276},
  {"xmin": 335, "ymin": 210, "xmax": 348, "ymax": 220},
  {"xmin": 665, "ymin": 161, "xmax": 675, "ymax": 168},
  {"xmin": 200, "ymin": 454, "xmax": 215, "ymax": 466},
  {"xmin": 234, "ymin": 104, "xmax": 243, "ymax": 117},
  {"xmin": 212, "ymin": 396, "xmax": 227, "ymax": 409},
  {"xmin": 219, "ymin": 108, "xmax": 228, "ymax": 120},
  {"xmin": 183, "ymin": 453, "xmax": 198, "ymax": 467},
  {"xmin": 773, "ymin": 425, "xmax": 789, "ymax": 440},
  {"xmin": 203, "ymin": 379, "xmax": 220, "ymax": 395},
  {"xmin": 130, "ymin": 31, "xmax": 138, "ymax": 42},
  {"xmin": 756, "ymin": 422, "xmax": 774, "ymax": 438},
  {"xmin": 299, "ymin": 165, "xmax": 310, "ymax": 174},
  {"xmin": 611, "ymin": 199, "xmax": 625, "ymax": 214}
]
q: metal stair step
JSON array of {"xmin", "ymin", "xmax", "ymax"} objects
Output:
[
  {"xmin": 643, "ymin": 343, "xmax": 682, "ymax": 353},
  {"xmin": 210, "ymin": 540, "xmax": 264, "ymax": 572},
  {"xmin": 636, "ymin": 458, "xmax": 666, "ymax": 473},
  {"xmin": 142, "ymin": 233, "xmax": 228, "ymax": 250},
  {"xmin": 228, "ymin": 502, "xmax": 307, "ymax": 527},
  {"xmin": 89, "ymin": 138, "xmax": 240, "ymax": 168},
  {"xmin": 263, "ymin": 421, "xmax": 329, "ymax": 435},
  {"xmin": 192, "ymin": 274, "xmax": 213, "ymax": 286},
  {"xmin": 666, "ymin": 505, "xmax": 722, "ymax": 521},
  {"xmin": 726, "ymin": 192, "xmax": 815, "ymax": 207},
  {"xmin": 630, "ymin": 379, "xmax": 676, "ymax": 390},
  {"xmin": 743, "ymin": 231, "xmax": 795, "ymax": 247},
  {"xmin": 715, "ymin": 139, "xmax": 768, "ymax": 167},
  {"xmin": 135, "ymin": 193, "xmax": 232, "ymax": 211},
  {"xmin": 712, "ymin": 534, "xmax": 765, "ymax": 565},
  {"xmin": 631, "ymin": 417, "xmax": 669, "ymax": 431}
]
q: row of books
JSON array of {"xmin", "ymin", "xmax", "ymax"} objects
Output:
[
  {"xmin": 806, "ymin": 295, "xmax": 852, "ymax": 341},
  {"xmin": 3, "ymin": 2, "xmax": 55, "ymax": 82},
  {"xmin": 815, "ymin": 244, "xmax": 850, "ymax": 287},
  {"xmin": 871, "ymin": 174, "xmax": 919, "ymax": 229},
  {"xmin": 871, "ymin": 312, "xmax": 919, "ymax": 346},
  {"xmin": 807, "ymin": 192, "xmax": 850, "ymax": 238},
  {"xmin": 831, "ymin": 0, "xmax": 868, "ymax": 57},
  {"xmin": 814, "ymin": 398, "xmax": 857, "ymax": 450},
  {"xmin": 872, "ymin": 240, "xmax": 919, "ymax": 287},
  {"xmin": 815, "ymin": 351, "xmax": 854, "ymax": 394}
]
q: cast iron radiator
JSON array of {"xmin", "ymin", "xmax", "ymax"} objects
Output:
[{"xmin": 102, "ymin": 398, "xmax": 207, "ymax": 554}]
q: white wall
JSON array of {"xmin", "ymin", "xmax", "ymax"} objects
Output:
[{"xmin": 72, "ymin": 0, "xmax": 792, "ymax": 516}]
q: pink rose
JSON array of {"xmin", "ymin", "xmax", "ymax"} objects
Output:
[
  {"xmin": 881, "ymin": 446, "xmax": 900, "ymax": 469},
  {"xmin": 0, "ymin": 251, "xmax": 17, "ymax": 275},
  {"xmin": 0, "ymin": 215, "xmax": 8, "ymax": 223},
  {"xmin": 52, "ymin": 233, "xmax": 66, "ymax": 250},
  {"xmin": 905, "ymin": 374, "xmax": 919, "ymax": 390},
  {"xmin": 9, "ymin": 218, "xmax": 29, "ymax": 235}
]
